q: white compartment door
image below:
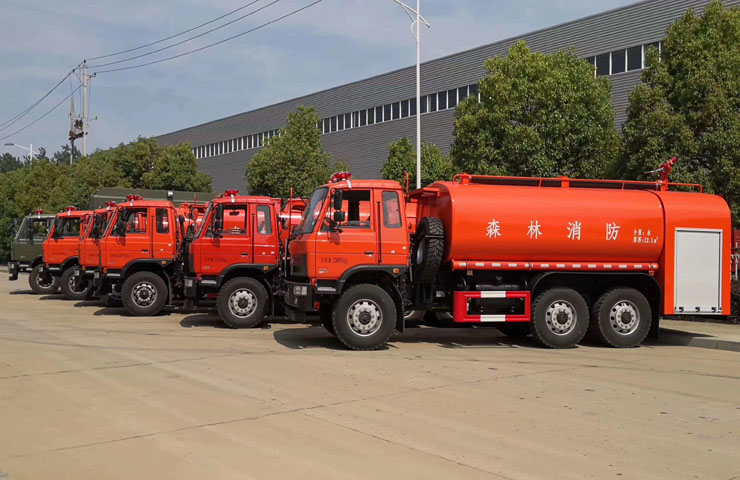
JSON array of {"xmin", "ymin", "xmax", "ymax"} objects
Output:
[{"xmin": 674, "ymin": 229, "xmax": 723, "ymax": 314}]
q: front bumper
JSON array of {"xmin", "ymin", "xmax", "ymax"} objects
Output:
[
  {"xmin": 284, "ymin": 280, "xmax": 314, "ymax": 322},
  {"xmin": 8, "ymin": 261, "xmax": 19, "ymax": 281},
  {"xmin": 183, "ymin": 276, "xmax": 197, "ymax": 298}
]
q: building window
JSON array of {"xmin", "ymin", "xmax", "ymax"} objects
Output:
[
  {"xmin": 448, "ymin": 88, "xmax": 457, "ymax": 108},
  {"xmin": 352, "ymin": 111, "xmax": 359, "ymax": 128},
  {"xmin": 324, "ymin": 118, "xmax": 331, "ymax": 134},
  {"xmin": 469, "ymin": 84, "xmax": 478, "ymax": 100},
  {"xmin": 258, "ymin": 133, "xmax": 263, "ymax": 147},
  {"xmin": 401, "ymin": 99, "xmax": 409, "ymax": 118},
  {"xmin": 438, "ymin": 91, "xmax": 447, "ymax": 110},
  {"xmin": 337, "ymin": 114, "xmax": 344, "ymax": 130},
  {"xmin": 392, "ymin": 102, "xmax": 400, "ymax": 120},
  {"xmin": 458, "ymin": 86, "xmax": 468, "ymax": 102},
  {"xmin": 344, "ymin": 113, "xmax": 351, "ymax": 129},
  {"xmin": 420, "ymin": 95, "xmax": 428, "ymax": 114},
  {"xmin": 331, "ymin": 116, "xmax": 337, "ymax": 132},
  {"xmin": 247, "ymin": 136, "xmax": 252, "ymax": 149},
  {"xmin": 367, "ymin": 108, "xmax": 375, "ymax": 125},
  {"xmin": 430, "ymin": 93, "xmax": 437, "ymax": 112},
  {"xmin": 627, "ymin": 46, "xmax": 642, "ymax": 71},
  {"xmin": 376, "ymin": 106, "xmax": 383, "ymax": 123},
  {"xmin": 360, "ymin": 109, "xmax": 367, "ymax": 127},
  {"xmin": 410, "ymin": 97, "xmax": 416, "ymax": 116},
  {"xmin": 612, "ymin": 49, "xmax": 626, "ymax": 74},
  {"xmin": 596, "ymin": 53, "xmax": 610, "ymax": 76},
  {"xmin": 585, "ymin": 56, "xmax": 595, "ymax": 67},
  {"xmin": 384, "ymin": 104, "xmax": 392, "ymax": 122}
]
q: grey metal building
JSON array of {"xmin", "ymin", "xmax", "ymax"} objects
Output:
[{"xmin": 156, "ymin": 0, "xmax": 737, "ymax": 192}]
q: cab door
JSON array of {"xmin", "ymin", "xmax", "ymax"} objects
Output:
[
  {"xmin": 252, "ymin": 204, "xmax": 279, "ymax": 266},
  {"xmin": 46, "ymin": 215, "xmax": 82, "ymax": 265},
  {"xmin": 152, "ymin": 207, "xmax": 175, "ymax": 261},
  {"xmin": 199, "ymin": 203, "xmax": 251, "ymax": 276},
  {"xmin": 315, "ymin": 188, "xmax": 378, "ymax": 279},
  {"xmin": 378, "ymin": 190, "xmax": 410, "ymax": 266},
  {"xmin": 107, "ymin": 207, "xmax": 151, "ymax": 270}
]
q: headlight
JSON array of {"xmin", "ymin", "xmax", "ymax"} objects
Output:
[
  {"xmin": 185, "ymin": 278, "xmax": 194, "ymax": 287},
  {"xmin": 93, "ymin": 271, "xmax": 100, "ymax": 279},
  {"xmin": 74, "ymin": 270, "xmax": 80, "ymax": 277},
  {"xmin": 293, "ymin": 285, "xmax": 308, "ymax": 296}
]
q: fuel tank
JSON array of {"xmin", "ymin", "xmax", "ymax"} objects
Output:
[{"xmin": 412, "ymin": 177, "xmax": 677, "ymax": 263}]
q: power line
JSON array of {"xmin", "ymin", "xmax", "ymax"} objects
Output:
[
  {"xmin": 86, "ymin": 0, "xmax": 267, "ymax": 62},
  {"xmin": 95, "ymin": 0, "xmax": 323, "ymax": 74},
  {"xmin": 89, "ymin": 0, "xmax": 277, "ymax": 69},
  {"xmin": 0, "ymin": 69, "xmax": 76, "ymax": 133},
  {"xmin": 0, "ymin": 86, "xmax": 81, "ymax": 142}
]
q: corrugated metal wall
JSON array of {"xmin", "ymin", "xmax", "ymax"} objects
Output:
[{"xmin": 157, "ymin": 0, "xmax": 739, "ymax": 192}]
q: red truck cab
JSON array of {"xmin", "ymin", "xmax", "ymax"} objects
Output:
[
  {"xmin": 42, "ymin": 206, "xmax": 94, "ymax": 300},
  {"xmin": 183, "ymin": 190, "xmax": 284, "ymax": 328},
  {"xmin": 74, "ymin": 202, "xmax": 117, "ymax": 293}
]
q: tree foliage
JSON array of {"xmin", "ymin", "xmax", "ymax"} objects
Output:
[
  {"xmin": 450, "ymin": 41, "xmax": 620, "ymax": 178},
  {"xmin": 245, "ymin": 106, "xmax": 347, "ymax": 197},
  {"xmin": 618, "ymin": 1, "xmax": 740, "ymax": 218},
  {"xmin": 0, "ymin": 137, "xmax": 212, "ymax": 260},
  {"xmin": 0, "ymin": 153, "xmax": 22, "ymax": 173},
  {"xmin": 381, "ymin": 138, "xmax": 455, "ymax": 187}
]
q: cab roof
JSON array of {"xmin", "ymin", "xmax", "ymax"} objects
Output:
[
  {"xmin": 55, "ymin": 209, "xmax": 93, "ymax": 218},
  {"xmin": 212, "ymin": 195, "xmax": 276, "ymax": 205},
  {"xmin": 119, "ymin": 199, "xmax": 174, "ymax": 208},
  {"xmin": 326, "ymin": 179, "xmax": 402, "ymax": 190}
]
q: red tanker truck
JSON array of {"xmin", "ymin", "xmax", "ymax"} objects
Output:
[{"xmin": 284, "ymin": 172, "xmax": 731, "ymax": 350}]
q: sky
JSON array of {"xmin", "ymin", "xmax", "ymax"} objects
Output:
[{"xmin": 0, "ymin": 0, "xmax": 637, "ymax": 159}]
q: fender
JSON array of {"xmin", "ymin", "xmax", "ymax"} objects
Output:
[
  {"xmin": 47, "ymin": 256, "xmax": 80, "ymax": 274},
  {"xmin": 333, "ymin": 265, "xmax": 407, "ymax": 294},
  {"xmin": 119, "ymin": 259, "xmax": 175, "ymax": 278},
  {"xmin": 215, "ymin": 263, "xmax": 278, "ymax": 289}
]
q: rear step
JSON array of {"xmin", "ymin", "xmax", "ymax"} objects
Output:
[{"xmin": 452, "ymin": 290, "xmax": 530, "ymax": 323}]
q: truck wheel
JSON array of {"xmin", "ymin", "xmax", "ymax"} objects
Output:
[
  {"xmin": 413, "ymin": 217, "xmax": 445, "ymax": 284},
  {"xmin": 592, "ymin": 288, "xmax": 651, "ymax": 348},
  {"xmin": 332, "ymin": 284, "xmax": 396, "ymax": 351},
  {"xmin": 122, "ymin": 271, "xmax": 168, "ymax": 316},
  {"xmin": 320, "ymin": 304, "xmax": 335, "ymax": 335},
  {"xmin": 29, "ymin": 264, "xmax": 59, "ymax": 294},
  {"xmin": 60, "ymin": 267, "xmax": 93, "ymax": 300},
  {"xmin": 530, "ymin": 288, "xmax": 589, "ymax": 348},
  {"xmin": 497, "ymin": 323, "xmax": 530, "ymax": 339},
  {"xmin": 217, "ymin": 277, "xmax": 268, "ymax": 328}
]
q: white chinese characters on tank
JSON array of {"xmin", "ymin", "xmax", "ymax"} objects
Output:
[
  {"xmin": 567, "ymin": 221, "xmax": 582, "ymax": 240},
  {"xmin": 486, "ymin": 219, "xmax": 501, "ymax": 238},
  {"xmin": 527, "ymin": 220, "xmax": 542, "ymax": 239},
  {"xmin": 606, "ymin": 222, "xmax": 620, "ymax": 241}
]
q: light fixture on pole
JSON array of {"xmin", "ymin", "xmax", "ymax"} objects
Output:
[
  {"xmin": 4, "ymin": 142, "xmax": 37, "ymax": 164},
  {"xmin": 392, "ymin": 0, "xmax": 430, "ymax": 190}
]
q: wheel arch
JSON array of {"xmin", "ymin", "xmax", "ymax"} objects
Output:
[{"xmin": 340, "ymin": 267, "xmax": 406, "ymax": 333}]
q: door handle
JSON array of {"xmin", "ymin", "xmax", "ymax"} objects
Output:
[
  {"xmin": 141, "ymin": 249, "xmax": 149, "ymax": 253},
  {"xmin": 241, "ymin": 252, "xmax": 249, "ymax": 256},
  {"xmin": 364, "ymin": 251, "xmax": 374, "ymax": 255}
]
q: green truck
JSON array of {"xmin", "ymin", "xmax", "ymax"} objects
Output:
[{"xmin": 8, "ymin": 211, "xmax": 59, "ymax": 293}]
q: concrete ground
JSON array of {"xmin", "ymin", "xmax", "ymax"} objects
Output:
[{"xmin": 0, "ymin": 276, "xmax": 738, "ymax": 480}]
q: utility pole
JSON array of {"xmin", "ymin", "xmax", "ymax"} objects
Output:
[
  {"xmin": 392, "ymin": 0, "xmax": 430, "ymax": 190},
  {"xmin": 82, "ymin": 60, "xmax": 88, "ymax": 157}
]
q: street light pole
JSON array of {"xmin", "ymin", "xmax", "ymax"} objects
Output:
[
  {"xmin": 4, "ymin": 143, "xmax": 37, "ymax": 164},
  {"xmin": 392, "ymin": 0, "xmax": 430, "ymax": 190}
]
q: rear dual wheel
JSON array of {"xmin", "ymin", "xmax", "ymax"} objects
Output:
[
  {"xmin": 530, "ymin": 288, "xmax": 590, "ymax": 349},
  {"xmin": 590, "ymin": 288, "xmax": 651, "ymax": 348}
]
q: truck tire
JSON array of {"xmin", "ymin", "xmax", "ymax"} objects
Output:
[
  {"xmin": 217, "ymin": 277, "xmax": 268, "ymax": 328},
  {"xmin": 413, "ymin": 217, "xmax": 445, "ymax": 284},
  {"xmin": 591, "ymin": 288, "xmax": 651, "ymax": 348},
  {"xmin": 29, "ymin": 264, "xmax": 59, "ymax": 294},
  {"xmin": 332, "ymin": 284, "xmax": 396, "ymax": 351},
  {"xmin": 122, "ymin": 271, "xmax": 168, "ymax": 316},
  {"xmin": 320, "ymin": 304, "xmax": 335, "ymax": 336},
  {"xmin": 530, "ymin": 288, "xmax": 589, "ymax": 348},
  {"xmin": 60, "ymin": 267, "xmax": 93, "ymax": 300}
]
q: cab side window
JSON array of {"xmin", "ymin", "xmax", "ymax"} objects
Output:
[
  {"xmin": 58, "ymin": 218, "xmax": 82, "ymax": 237},
  {"xmin": 256, "ymin": 205, "xmax": 272, "ymax": 235},
  {"xmin": 382, "ymin": 191, "xmax": 402, "ymax": 228},
  {"xmin": 221, "ymin": 206, "xmax": 248, "ymax": 236},
  {"xmin": 340, "ymin": 190, "xmax": 371, "ymax": 229},
  {"xmin": 112, "ymin": 209, "xmax": 148, "ymax": 236},
  {"xmin": 156, "ymin": 208, "xmax": 170, "ymax": 234}
]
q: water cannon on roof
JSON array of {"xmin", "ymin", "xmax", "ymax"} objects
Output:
[{"xmin": 329, "ymin": 172, "xmax": 352, "ymax": 184}]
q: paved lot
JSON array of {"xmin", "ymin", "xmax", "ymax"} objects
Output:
[{"xmin": 0, "ymin": 276, "xmax": 738, "ymax": 480}]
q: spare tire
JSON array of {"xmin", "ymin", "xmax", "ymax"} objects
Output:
[{"xmin": 413, "ymin": 217, "xmax": 445, "ymax": 284}]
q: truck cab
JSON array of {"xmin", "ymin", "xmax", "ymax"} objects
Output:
[
  {"xmin": 8, "ymin": 210, "xmax": 58, "ymax": 294},
  {"xmin": 74, "ymin": 203, "xmax": 117, "ymax": 286},
  {"xmin": 42, "ymin": 207, "xmax": 94, "ymax": 300},
  {"xmin": 183, "ymin": 190, "xmax": 283, "ymax": 328},
  {"xmin": 94, "ymin": 195, "xmax": 182, "ymax": 316},
  {"xmin": 284, "ymin": 173, "xmax": 410, "ymax": 348}
]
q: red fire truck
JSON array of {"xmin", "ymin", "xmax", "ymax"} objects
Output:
[{"xmin": 283, "ymin": 171, "xmax": 732, "ymax": 350}]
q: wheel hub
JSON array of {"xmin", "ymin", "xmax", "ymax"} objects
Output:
[
  {"xmin": 347, "ymin": 300, "xmax": 382, "ymax": 336},
  {"xmin": 37, "ymin": 272, "xmax": 52, "ymax": 288},
  {"xmin": 132, "ymin": 282, "xmax": 156, "ymax": 307},
  {"xmin": 610, "ymin": 301, "xmax": 639, "ymax": 335},
  {"xmin": 229, "ymin": 289, "xmax": 257, "ymax": 318},
  {"xmin": 545, "ymin": 300, "xmax": 576, "ymax": 335}
]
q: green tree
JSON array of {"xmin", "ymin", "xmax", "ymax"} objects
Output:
[
  {"xmin": 381, "ymin": 138, "xmax": 455, "ymax": 187},
  {"xmin": 52, "ymin": 144, "xmax": 81, "ymax": 165},
  {"xmin": 141, "ymin": 142, "xmax": 212, "ymax": 192},
  {"xmin": 0, "ymin": 153, "xmax": 22, "ymax": 173},
  {"xmin": 246, "ymin": 106, "xmax": 347, "ymax": 197},
  {"xmin": 619, "ymin": 1, "xmax": 740, "ymax": 217},
  {"xmin": 450, "ymin": 41, "xmax": 620, "ymax": 178}
]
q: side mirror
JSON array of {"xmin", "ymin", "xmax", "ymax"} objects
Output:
[
  {"xmin": 333, "ymin": 211, "xmax": 346, "ymax": 223},
  {"xmin": 114, "ymin": 212, "xmax": 127, "ymax": 237},
  {"xmin": 211, "ymin": 205, "xmax": 224, "ymax": 236},
  {"xmin": 333, "ymin": 190, "xmax": 343, "ymax": 211},
  {"xmin": 52, "ymin": 218, "xmax": 63, "ymax": 238}
]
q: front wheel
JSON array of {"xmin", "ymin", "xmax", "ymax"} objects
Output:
[
  {"xmin": 217, "ymin": 277, "xmax": 268, "ymax": 328},
  {"xmin": 60, "ymin": 267, "xmax": 93, "ymax": 300},
  {"xmin": 121, "ymin": 271, "xmax": 168, "ymax": 316},
  {"xmin": 29, "ymin": 264, "xmax": 59, "ymax": 294},
  {"xmin": 332, "ymin": 284, "xmax": 396, "ymax": 351},
  {"xmin": 530, "ymin": 288, "xmax": 589, "ymax": 348}
]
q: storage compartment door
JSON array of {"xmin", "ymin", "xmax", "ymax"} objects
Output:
[{"xmin": 674, "ymin": 229, "xmax": 723, "ymax": 314}]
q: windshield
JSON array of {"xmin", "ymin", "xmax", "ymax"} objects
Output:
[
  {"xmin": 299, "ymin": 187, "xmax": 328, "ymax": 234},
  {"xmin": 195, "ymin": 202, "xmax": 213, "ymax": 237},
  {"xmin": 82, "ymin": 215, "xmax": 96, "ymax": 239}
]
